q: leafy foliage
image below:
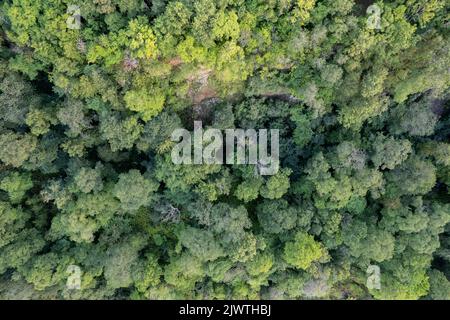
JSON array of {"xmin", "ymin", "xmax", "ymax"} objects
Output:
[{"xmin": 0, "ymin": 0, "xmax": 449, "ymax": 300}]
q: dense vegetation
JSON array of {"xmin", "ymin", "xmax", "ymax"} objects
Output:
[{"xmin": 0, "ymin": 0, "xmax": 449, "ymax": 300}]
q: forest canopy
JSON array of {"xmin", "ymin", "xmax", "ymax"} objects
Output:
[{"xmin": 0, "ymin": 0, "xmax": 449, "ymax": 300}]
